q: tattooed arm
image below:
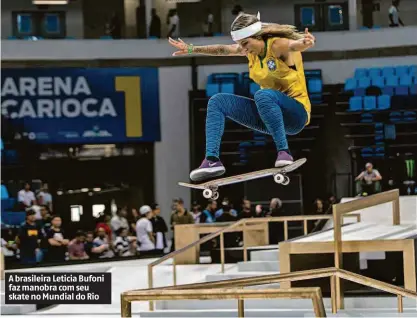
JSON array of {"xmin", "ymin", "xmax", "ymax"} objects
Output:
[{"xmin": 169, "ymin": 38, "xmax": 244, "ymax": 56}]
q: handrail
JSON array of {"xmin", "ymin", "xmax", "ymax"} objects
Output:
[
  {"xmin": 147, "ymin": 214, "xmax": 361, "ymax": 310},
  {"xmin": 121, "ymin": 287, "xmax": 326, "ymax": 318},
  {"xmin": 122, "ymin": 267, "xmax": 417, "ymax": 317},
  {"xmin": 332, "ymin": 189, "xmax": 400, "ymax": 309}
]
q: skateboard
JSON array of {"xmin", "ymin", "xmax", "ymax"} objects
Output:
[{"xmin": 179, "ymin": 158, "xmax": 306, "ymax": 200}]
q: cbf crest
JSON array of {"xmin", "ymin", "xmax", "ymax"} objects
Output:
[{"xmin": 267, "ymin": 58, "xmax": 277, "ymax": 71}]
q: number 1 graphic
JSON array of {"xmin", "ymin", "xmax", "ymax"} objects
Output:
[{"xmin": 115, "ymin": 76, "xmax": 142, "ymax": 137}]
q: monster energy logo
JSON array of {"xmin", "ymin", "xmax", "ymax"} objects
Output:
[{"xmin": 405, "ymin": 159, "xmax": 415, "ymax": 179}]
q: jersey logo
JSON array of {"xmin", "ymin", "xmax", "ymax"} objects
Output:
[{"xmin": 267, "ymin": 59, "xmax": 277, "ymax": 71}]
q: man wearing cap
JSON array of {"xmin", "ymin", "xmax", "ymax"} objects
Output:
[
  {"xmin": 136, "ymin": 205, "xmax": 156, "ymax": 253},
  {"xmin": 355, "ymin": 162, "xmax": 382, "ymax": 196},
  {"xmin": 16, "ymin": 209, "xmax": 42, "ymax": 264}
]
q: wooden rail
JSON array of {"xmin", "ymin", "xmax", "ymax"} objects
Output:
[
  {"xmin": 332, "ymin": 189, "xmax": 400, "ymax": 309},
  {"xmin": 121, "ymin": 287, "xmax": 326, "ymax": 318},
  {"xmin": 121, "ymin": 267, "xmax": 417, "ymax": 316}
]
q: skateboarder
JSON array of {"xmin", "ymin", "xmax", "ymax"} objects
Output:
[{"xmin": 169, "ymin": 12, "xmax": 314, "ymax": 181}]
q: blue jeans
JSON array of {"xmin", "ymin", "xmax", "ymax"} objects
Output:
[{"xmin": 205, "ymin": 90, "xmax": 308, "ymax": 158}]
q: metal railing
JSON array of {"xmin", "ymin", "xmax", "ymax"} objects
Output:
[
  {"xmin": 121, "ymin": 267, "xmax": 417, "ymax": 317},
  {"xmin": 147, "ymin": 214, "xmax": 360, "ymax": 310}
]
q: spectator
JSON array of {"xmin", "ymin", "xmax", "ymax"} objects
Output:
[
  {"xmin": 191, "ymin": 201, "xmax": 203, "ymax": 223},
  {"xmin": 16, "ymin": 209, "xmax": 42, "ymax": 264},
  {"xmin": 232, "ymin": 4, "xmax": 243, "ymax": 16},
  {"xmin": 46, "ymin": 216, "xmax": 69, "ymax": 262},
  {"xmin": 68, "ymin": 230, "xmax": 89, "ymax": 260},
  {"xmin": 311, "ymin": 198, "xmax": 331, "ymax": 233},
  {"xmin": 84, "ymin": 231, "xmax": 96, "ymax": 259},
  {"xmin": 312, "ymin": 198, "xmax": 326, "ymax": 214},
  {"xmin": 37, "ymin": 184, "xmax": 53, "ymax": 211},
  {"xmin": 128, "ymin": 208, "xmax": 140, "ymax": 235},
  {"xmin": 1, "ymin": 229, "xmax": 17, "ymax": 257},
  {"xmin": 110, "ymin": 13, "xmax": 122, "ymax": 38},
  {"xmin": 96, "ymin": 214, "xmax": 112, "ymax": 241},
  {"xmin": 216, "ymin": 203, "xmax": 239, "ymax": 247},
  {"xmin": 36, "ymin": 205, "xmax": 52, "ymax": 229},
  {"xmin": 215, "ymin": 198, "xmax": 238, "ymax": 219},
  {"xmin": 266, "ymin": 198, "xmax": 283, "ymax": 217},
  {"xmin": 18, "ymin": 182, "xmax": 36, "ymax": 209},
  {"xmin": 355, "ymin": 162, "xmax": 382, "ymax": 196},
  {"xmin": 267, "ymin": 198, "xmax": 284, "ymax": 243},
  {"xmin": 168, "ymin": 9, "xmax": 180, "ymax": 38},
  {"xmin": 114, "ymin": 228, "xmax": 136, "ymax": 257},
  {"xmin": 150, "ymin": 203, "xmax": 168, "ymax": 252},
  {"xmin": 203, "ymin": 9, "xmax": 214, "ymax": 36},
  {"xmin": 93, "ymin": 227, "xmax": 115, "ymax": 259},
  {"xmin": 170, "ymin": 198, "xmax": 194, "ymax": 230},
  {"xmin": 254, "ymin": 204, "xmax": 266, "ymax": 218},
  {"xmin": 136, "ymin": 205, "xmax": 156, "ymax": 253},
  {"xmin": 170, "ymin": 198, "xmax": 194, "ymax": 251},
  {"xmin": 201, "ymin": 200, "xmax": 217, "ymax": 223},
  {"xmin": 238, "ymin": 199, "xmax": 254, "ymax": 219},
  {"xmin": 149, "ymin": 8, "xmax": 161, "ymax": 38},
  {"xmin": 110, "ymin": 208, "xmax": 129, "ymax": 239},
  {"xmin": 389, "ymin": 0, "xmax": 404, "ymax": 27}
]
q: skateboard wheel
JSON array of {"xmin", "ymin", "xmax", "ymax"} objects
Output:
[
  {"xmin": 282, "ymin": 175, "xmax": 290, "ymax": 186},
  {"xmin": 274, "ymin": 173, "xmax": 285, "ymax": 184},
  {"xmin": 203, "ymin": 189, "xmax": 213, "ymax": 199},
  {"xmin": 211, "ymin": 191, "xmax": 219, "ymax": 200}
]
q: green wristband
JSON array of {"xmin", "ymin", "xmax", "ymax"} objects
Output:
[{"xmin": 187, "ymin": 44, "xmax": 194, "ymax": 54}]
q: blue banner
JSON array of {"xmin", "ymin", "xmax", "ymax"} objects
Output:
[{"xmin": 1, "ymin": 68, "xmax": 160, "ymax": 143}]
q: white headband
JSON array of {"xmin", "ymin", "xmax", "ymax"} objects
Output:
[{"xmin": 231, "ymin": 12, "xmax": 262, "ymax": 41}]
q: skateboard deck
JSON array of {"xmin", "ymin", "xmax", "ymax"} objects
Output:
[{"xmin": 179, "ymin": 158, "xmax": 306, "ymax": 199}]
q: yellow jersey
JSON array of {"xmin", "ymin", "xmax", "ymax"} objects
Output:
[{"xmin": 247, "ymin": 37, "xmax": 311, "ymax": 125}]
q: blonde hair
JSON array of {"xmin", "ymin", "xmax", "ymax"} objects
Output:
[{"xmin": 231, "ymin": 13, "xmax": 304, "ymax": 41}]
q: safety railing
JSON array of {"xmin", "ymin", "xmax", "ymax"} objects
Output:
[
  {"xmin": 147, "ymin": 214, "xmax": 360, "ymax": 310},
  {"xmin": 332, "ymin": 189, "xmax": 400, "ymax": 309},
  {"xmin": 121, "ymin": 267, "xmax": 417, "ymax": 317}
]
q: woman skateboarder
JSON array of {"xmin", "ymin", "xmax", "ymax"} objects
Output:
[{"xmin": 169, "ymin": 12, "xmax": 315, "ymax": 181}]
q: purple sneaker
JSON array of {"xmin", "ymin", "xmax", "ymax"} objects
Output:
[
  {"xmin": 275, "ymin": 151, "xmax": 294, "ymax": 167},
  {"xmin": 190, "ymin": 159, "xmax": 226, "ymax": 182}
]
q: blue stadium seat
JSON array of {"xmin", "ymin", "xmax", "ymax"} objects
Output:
[
  {"xmin": 344, "ymin": 78, "xmax": 357, "ymax": 91},
  {"xmin": 361, "ymin": 147, "xmax": 373, "ymax": 158},
  {"xmin": 403, "ymin": 111, "xmax": 417, "ymax": 121},
  {"xmin": 360, "ymin": 26, "xmax": 369, "ymax": 30},
  {"xmin": 395, "ymin": 86, "xmax": 409, "ymax": 96},
  {"xmin": 238, "ymin": 142, "xmax": 252, "ymax": 149},
  {"xmin": 358, "ymin": 77, "xmax": 371, "ymax": 89},
  {"xmin": 148, "ymin": 36, "xmax": 158, "ymax": 39},
  {"xmin": 410, "ymin": 65, "xmax": 417, "ymax": 77},
  {"xmin": 411, "ymin": 85, "xmax": 417, "ymax": 95},
  {"xmin": 372, "ymin": 25, "xmax": 381, "ymax": 29},
  {"xmin": 384, "ymin": 124, "xmax": 396, "ymax": 140},
  {"xmin": 375, "ymin": 123, "xmax": 383, "ymax": 129},
  {"xmin": 364, "ymin": 96, "xmax": 377, "ymax": 111},
  {"xmin": 382, "ymin": 86, "xmax": 394, "ymax": 96},
  {"xmin": 0, "ymin": 138, "xmax": 3, "ymax": 151},
  {"xmin": 307, "ymin": 78, "xmax": 323, "ymax": 104},
  {"xmin": 400, "ymin": 75, "xmax": 413, "ymax": 86},
  {"xmin": 221, "ymin": 83, "xmax": 235, "ymax": 94},
  {"xmin": 368, "ymin": 68, "xmax": 381, "ymax": 78},
  {"xmin": 7, "ymin": 36, "xmax": 18, "ymax": 40},
  {"xmin": 389, "ymin": 111, "xmax": 402, "ymax": 122},
  {"xmin": 349, "ymin": 96, "xmax": 363, "ymax": 111},
  {"xmin": 249, "ymin": 82, "xmax": 260, "ymax": 96},
  {"xmin": 354, "ymin": 68, "xmax": 367, "ymax": 78},
  {"xmin": 395, "ymin": 65, "xmax": 409, "ymax": 77},
  {"xmin": 371, "ymin": 76, "xmax": 385, "ymax": 88},
  {"xmin": 354, "ymin": 88, "xmax": 366, "ymax": 96},
  {"xmin": 206, "ymin": 83, "xmax": 219, "ymax": 97},
  {"xmin": 1, "ymin": 198, "xmax": 16, "ymax": 211},
  {"xmin": 100, "ymin": 36, "xmax": 113, "ymax": 39},
  {"xmin": 382, "ymin": 67, "xmax": 395, "ymax": 77},
  {"xmin": 377, "ymin": 95, "xmax": 391, "ymax": 110},
  {"xmin": 375, "ymin": 135, "xmax": 384, "ymax": 142},
  {"xmin": 360, "ymin": 113, "xmax": 373, "ymax": 123},
  {"xmin": 1, "ymin": 185, "xmax": 9, "ymax": 199},
  {"xmin": 375, "ymin": 147, "xmax": 385, "ymax": 157},
  {"xmin": 1, "ymin": 212, "xmax": 26, "ymax": 226},
  {"xmin": 386, "ymin": 75, "xmax": 399, "ymax": 86}
]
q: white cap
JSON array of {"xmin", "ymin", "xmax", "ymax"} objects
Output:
[{"xmin": 140, "ymin": 205, "xmax": 152, "ymax": 215}]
